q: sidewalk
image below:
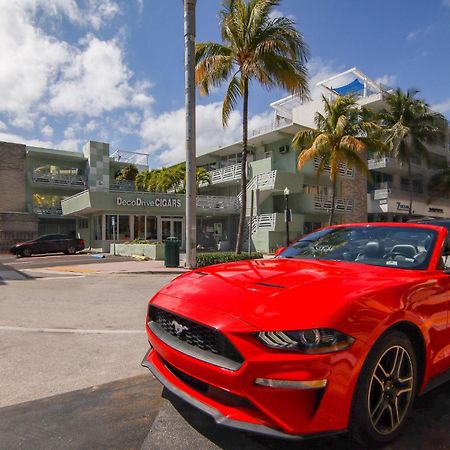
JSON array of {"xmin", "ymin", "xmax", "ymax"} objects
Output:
[{"xmin": 24, "ymin": 257, "xmax": 189, "ymax": 276}]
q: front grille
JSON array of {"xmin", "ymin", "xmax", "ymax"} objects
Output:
[
  {"xmin": 148, "ymin": 305, "xmax": 244, "ymax": 370},
  {"xmin": 163, "ymin": 359, "xmax": 255, "ymax": 410}
]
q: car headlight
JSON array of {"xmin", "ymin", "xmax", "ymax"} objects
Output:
[{"xmin": 256, "ymin": 328, "xmax": 355, "ymax": 354}]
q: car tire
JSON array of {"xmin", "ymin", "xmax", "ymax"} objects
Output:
[
  {"xmin": 66, "ymin": 246, "xmax": 76, "ymax": 255},
  {"xmin": 21, "ymin": 248, "xmax": 32, "ymax": 257},
  {"xmin": 350, "ymin": 331, "xmax": 418, "ymax": 447}
]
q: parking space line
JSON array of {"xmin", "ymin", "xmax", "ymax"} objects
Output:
[{"xmin": 0, "ymin": 325, "xmax": 146, "ymax": 334}]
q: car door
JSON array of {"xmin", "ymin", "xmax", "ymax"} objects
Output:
[
  {"xmin": 52, "ymin": 234, "xmax": 67, "ymax": 253},
  {"xmin": 33, "ymin": 236, "xmax": 52, "ymax": 254}
]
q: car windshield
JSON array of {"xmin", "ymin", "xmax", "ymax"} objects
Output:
[{"xmin": 279, "ymin": 226, "xmax": 437, "ymax": 270}]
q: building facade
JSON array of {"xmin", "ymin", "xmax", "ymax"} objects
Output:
[{"xmin": 0, "ymin": 68, "xmax": 448, "ymax": 254}]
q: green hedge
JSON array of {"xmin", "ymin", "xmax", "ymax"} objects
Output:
[{"xmin": 196, "ymin": 251, "xmax": 263, "ymax": 268}]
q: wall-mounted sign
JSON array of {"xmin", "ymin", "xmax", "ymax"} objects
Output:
[
  {"xmin": 116, "ymin": 196, "xmax": 181, "ymax": 208},
  {"xmin": 396, "ymin": 202, "xmax": 410, "ymax": 211},
  {"xmin": 428, "ymin": 207, "xmax": 444, "ymax": 214}
]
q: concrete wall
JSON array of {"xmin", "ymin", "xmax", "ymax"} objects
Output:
[
  {"xmin": 0, "ymin": 141, "xmax": 27, "ymax": 212},
  {"xmin": 83, "ymin": 141, "xmax": 110, "ymax": 192}
]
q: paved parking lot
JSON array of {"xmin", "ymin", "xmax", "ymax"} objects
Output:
[{"xmin": 0, "ymin": 266, "xmax": 449, "ymax": 450}]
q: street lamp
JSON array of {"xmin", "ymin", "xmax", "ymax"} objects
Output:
[{"xmin": 284, "ymin": 187, "xmax": 290, "ymax": 247}]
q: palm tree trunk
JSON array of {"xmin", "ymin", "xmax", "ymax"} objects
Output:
[
  {"xmin": 328, "ymin": 176, "xmax": 337, "ymax": 226},
  {"xmin": 235, "ymin": 78, "xmax": 249, "ymax": 255},
  {"xmin": 407, "ymin": 159, "xmax": 413, "ymax": 220}
]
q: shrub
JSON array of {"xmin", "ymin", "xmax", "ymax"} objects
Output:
[{"xmin": 196, "ymin": 251, "xmax": 263, "ymax": 268}]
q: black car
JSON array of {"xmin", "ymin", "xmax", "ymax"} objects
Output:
[{"xmin": 10, "ymin": 234, "xmax": 85, "ymax": 257}]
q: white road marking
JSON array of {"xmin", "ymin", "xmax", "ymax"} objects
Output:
[
  {"xmin": 0, "ymin": 325, "xmax": 146, "ymax": 334},
  {"xmin": 34, "ymin": 275, "xmax": 87, "ymax": 280}
]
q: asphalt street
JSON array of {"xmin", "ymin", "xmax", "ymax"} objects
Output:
[
  {"xmin": 0, "ymin": 259, "xmax": 449, "ymax": 449},
  {"xmin": 0, "ymin": 272, "xmax": 176, "ymax": 407}
]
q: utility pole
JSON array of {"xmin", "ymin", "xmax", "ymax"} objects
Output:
[{"xmin": 184, "ymin": 0, "xmax": 197, "ymax": 268}]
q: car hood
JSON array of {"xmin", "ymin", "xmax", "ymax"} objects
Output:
[{"xmin": 153, "ymin": 258, "xmax": 423, "ymax": 331}]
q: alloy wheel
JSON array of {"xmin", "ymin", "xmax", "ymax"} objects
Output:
[{"xmin": 367, "ymin": 345, "xmax": 414, "ymax": 435}]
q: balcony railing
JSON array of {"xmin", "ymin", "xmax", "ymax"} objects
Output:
[
  {"xmin": 207, "ymin": 163, "xmax": 242, "ymax": 184},
  {"xmin": 368, "ymin": 156, "xmax": 422, "ymax": 171},
  {"xmin": 314, "ymin": 157, "xmax": 354, "ymax": 178},
  {"xmin": 32, "ymin": 173, "xmax": 86, "ymax": 187},
  {"xmin": 196, "ymin": 195, "xmax": 239, "ymax": 212},
  {"xmin": 248, "ymin": 214, "xmax": 276, "ymax": 234},
  {"xmin": 314, "ymin": 195, "xmax": 354, "ymax": 212},
  {"xmin": 110, "ymin": 180, "xmax": 137, "ymax": 191},
  {"xmin": 32, "ymin": 204, "xmax": 63, "ymax": 216}
]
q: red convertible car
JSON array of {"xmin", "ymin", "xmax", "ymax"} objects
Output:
[{"xmin": 142, "ymin": 223, "xmax": 450, "ymax": 446}]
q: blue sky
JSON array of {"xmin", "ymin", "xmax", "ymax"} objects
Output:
[{"xmin": 0, "ymin": 0, "xmax": 449, "ymax": 167}]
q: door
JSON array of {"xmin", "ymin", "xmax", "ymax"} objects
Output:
[{"xmin": 159, "ymin": 217, "xmax": 184, "ymax": 249}]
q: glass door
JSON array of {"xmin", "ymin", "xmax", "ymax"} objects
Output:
[{"xmin": 159, "ymin": 217, "xmax": 184, "ymax": 249}]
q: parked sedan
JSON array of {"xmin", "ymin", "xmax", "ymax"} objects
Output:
[
  {"xmin": 142, "ymin": 223, "xmax": 449, "ymax": 447},
  {"xmin": 10, "ymin": 234, "xmax": 85, "ymax": 257}
]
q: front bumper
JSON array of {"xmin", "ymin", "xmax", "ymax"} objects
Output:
[{"xmin": 142, "ymin": 349, "xmax": 344, "ymax": 440}]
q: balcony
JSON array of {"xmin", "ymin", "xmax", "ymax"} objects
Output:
[
  {"xmin": 314, "ymin": 195, "xmax": 354, "ymax": 212},
  {"xmin": 298, "ymin": 193, "xmax": 354, "ymax": 213},
  {"xmin": 207, "ymin": 163, "xmax": 242, "ymax": 185},
  {"xmin": 313, "ymin": 157, "xmax": 354, "ymax": 178},
  {"xmin": 31, "ymin": 173, "xmax": 86, "ymax": 188},
  {"xmin": 196, "ymin": 195, "xmax": 239, "ymax": 213},
  {"xmin": 368, "ymin": 157, "xmax": 422, "ymax": 174},
  {"xmin": 31, "ymin": 204, "xmax": 63, "ymax": 216},
  {"xmin": 110, "ymin": 180, "xmax": 137, "ymax": 191}
]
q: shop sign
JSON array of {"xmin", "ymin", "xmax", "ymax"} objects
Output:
[
  {"xmin": 116, "ymin": 196, "xmax": 181, "ymax": 208},
  {"xmin": 396, "ymin": 202, "xmax": 409, "ymax": 211}
]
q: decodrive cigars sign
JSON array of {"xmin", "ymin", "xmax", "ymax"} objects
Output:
[{"xmin": 116, "ymin": 196, "xmax": 181, "ymax": 208}]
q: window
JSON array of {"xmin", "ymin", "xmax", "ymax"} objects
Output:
[
  {"xmin": 146, "ymin": 216, "xmax": 157, "ymax": 240},
  {"xmin": 78, "ymin": 219, "xmax": 88, "ymax": 229},
  {"xmin": 303, "ymin": 185, "xmax": 329, "ymax": 196}
]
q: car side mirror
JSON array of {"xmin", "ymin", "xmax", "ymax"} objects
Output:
[{"xmin": 274, "ymin": 246, "xmax": 287, "ymax": 257}]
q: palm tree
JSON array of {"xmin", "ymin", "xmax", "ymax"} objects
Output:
[
  {"xmin": 195, "ymin": 167, "xmax": 211, "ymax": 193},
  {"xmin": 293, "ymin": 95, "xmax": 387, "ymax": 225},
  {"xmin": 116, "ymin": 164, "xmax": 138, "ymax": 181},
  {"xmin": 428, "ymin": 168, "xmax": 450, "ymax": 202},
  {"xmin": 379, "ymin": 89, "xmax": 446, "ymax": 219},
  {"xmin": 196, "ymin": 0, "xmax": 310, "ymax": 254},
  {"xmin": 135, "ymin": 170, "xmax": 153, "ymax": 191}
]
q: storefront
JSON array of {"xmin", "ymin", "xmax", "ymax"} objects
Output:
[{"xmin": 61, "ymin": 190, "xmax": 238, "ymax": 252}]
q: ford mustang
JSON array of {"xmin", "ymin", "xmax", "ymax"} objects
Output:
[{"xmin": 142, "ymin": 223, "xmax": 450, "ymax": 447}]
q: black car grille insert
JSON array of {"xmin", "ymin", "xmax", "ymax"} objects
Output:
[{"xmin": 148, "ymin": 305, "xmax": 244, "ymax": 371}]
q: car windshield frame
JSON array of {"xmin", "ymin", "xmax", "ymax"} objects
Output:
[{"xmin": 278, "ymin": 225, "xmax": 439, "ymax": 271}]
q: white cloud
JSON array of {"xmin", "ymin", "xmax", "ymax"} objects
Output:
[
  {"xmin": 0, "ymin": 120, "xmax": 7, "ymax": 130},
  {"xmin": 9, "ymin": 113, "xmax": 37, "ymax": 130},
  {"xmin": 42, "ymin": 125, "xmax": 54, "ymax": 138},
  {"xmin": 56, "ymin": 138, "xmax": 82, "ymax": 152},
  {"xmin": 376, "ymin": 74, "xmax": 397, "ymax": 88},
  {"xmin": 47, "ymin": 35, "xmax": 153, "ymax": 117},
  {"xmin": 140, "ymin": 102, "xmax": 273, "ymax": 166},
  {"xmin": 432, "ymin": 98, "xmax": 450, "ymax": 114},
  {"xmin": 0, "ymin": 0, "xmax": 151, "ymax": 126},
  {"xmin": 0, "ymin": 130, "xmax": 52, "ymax": 148},
  {"xmin": 442, "ymin": 0, "xmax": 450, "ymax": 8},
  {"xmin": 406, "ymin": 30, "xmax": 418, "ymax": 40},
  {"xmin": 269, "ymin": 8, "xmax": 295, "ymax": 21},
  {"xmin": 64, "ymin": 126, "xmax": 76, "ymax": 139}
]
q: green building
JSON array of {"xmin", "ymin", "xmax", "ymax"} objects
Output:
[{"xmin": 1, "ymin": 68, "xmax": 447, "ymax": 254}]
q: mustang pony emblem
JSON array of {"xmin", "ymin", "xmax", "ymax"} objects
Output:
[{"xmin": 170, "ymin": 320, "xmax": 189, "ymax": 336}]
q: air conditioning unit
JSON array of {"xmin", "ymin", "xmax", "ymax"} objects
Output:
[{"xmin": 279, "ymin": 145, "xmax": 290, "ymax": 154}]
